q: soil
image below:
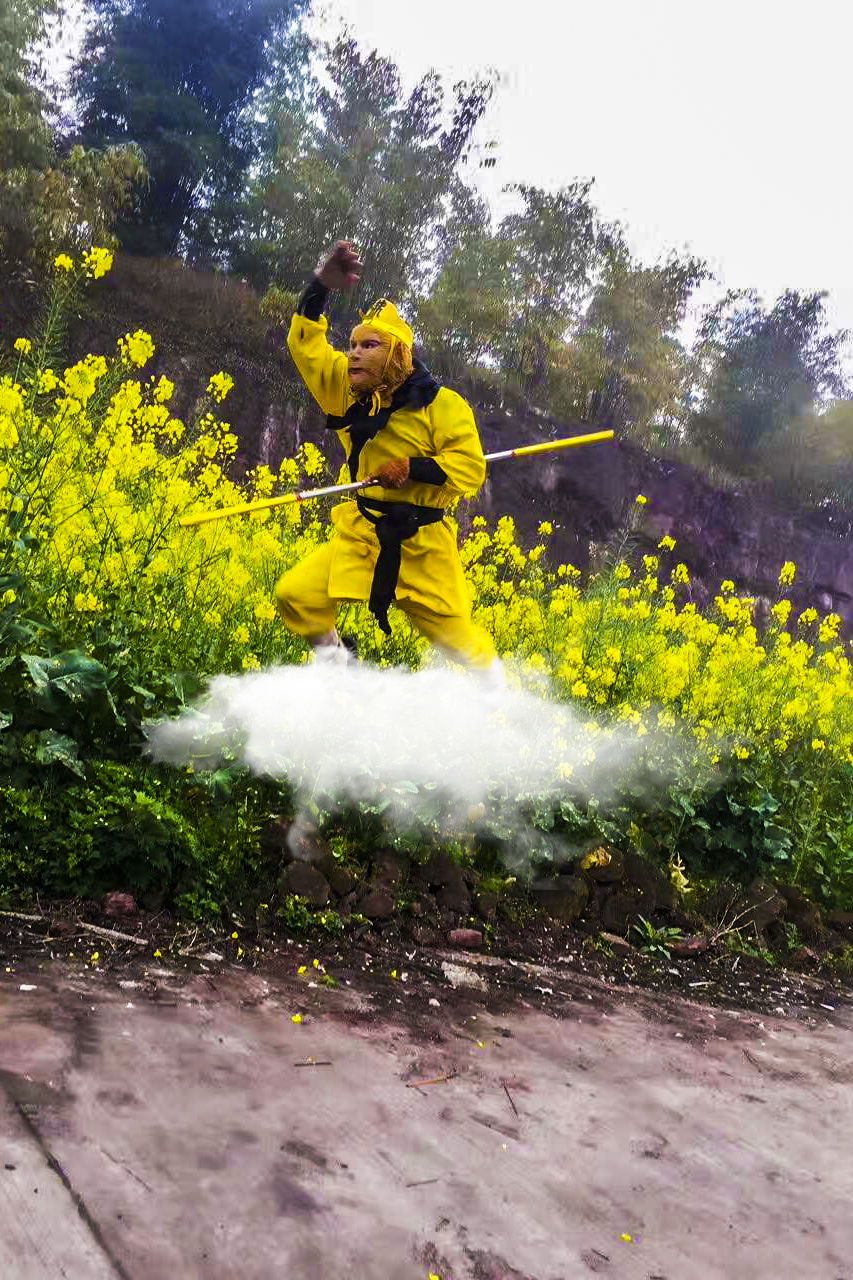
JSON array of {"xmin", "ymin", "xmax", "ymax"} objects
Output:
[{"xmin": 1, "ymin": 896, "xmax": 850, "ymax": 1031}]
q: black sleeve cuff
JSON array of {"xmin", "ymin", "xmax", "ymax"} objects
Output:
[
  {"xmin": 295, "ymin": 276, "xmax": 330, "ymax": 321},
  {"xmin": 409, "ymin": 457, "xmax": 447, "ymax": 485}
]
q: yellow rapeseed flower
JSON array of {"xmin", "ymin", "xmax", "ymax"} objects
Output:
[
  {"xmin": 54, "ymin": 253, "xmax": 74, "ymax": 272},
  {"xmin": 658, "ymin": 534, "xmax": 676, "ymax": 551},
  {"xmin": 14, "ymin": 338, "xmax": 32, "ymax": 355},
  {"xmin": 538, "ymin": 520, "xmax": 553, "ymax": 535},
  {"xmin": 635, "ymin": 494, "xmax": 648, "ymax": 506},
  {"xmin": 82, "ymin": 247, "xmax": 114, "ymax": 279},
  {"xmin": 779, "ymin": 561, "xmax": 797, "ymax": 586},
  {"xmin": 207, "ymin": 371, "xmax": 235, "ymax": 402}
]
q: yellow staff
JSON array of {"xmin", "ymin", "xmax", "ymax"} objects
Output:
[{"xmin": 178, "ymin": 429, "xmax": 614, "ymax": 528}]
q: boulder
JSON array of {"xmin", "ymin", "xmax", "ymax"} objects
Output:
[
  {"xmin": 530, "ymin": 874, "xmax": 589, "ymax": 925},
  {"xmin": 372, "ymin": 850, "xmax": 407, "ymax": 885},
  {"xmin": 475, "ymin": 892, "xmax": 499, "ymax": 921},
  {"xmin": 776, "ymin": 884, "xmax": 823, "ymax": 938},
  {"xmin": 582, "ymin": 847, "xmax": 625, "ymax": 884},
  {"xmin": 360, "ymin": 888, "xmax": 395, "ymax": 921},
  {"xmin": 436, "ymin": 877, "xmax": 471, "ymax": 915},
  {"xmin": 283, "ymin": 862, "xmax": 330, "ymax": 908},
  {"xmin": 326, "ymin": 863, "xmax": 358, "ymax": 898},
  {"xmin": 622, "ymin": 848, "xmax": 675, "ymax": 912},
  {"xmin": 259, "ymin": 817, "xmax": 293, "ymax": 861},
  {"xmin": 827, "ymin": 910, "xmax": 853, "ymax": 935},
  {"xmin": 746, "ymin": 877, "xmax": 786, "ymax": 931},
  {"xmin": 422, "ymin": 850, "xmax": 462, "ymax": 888}
]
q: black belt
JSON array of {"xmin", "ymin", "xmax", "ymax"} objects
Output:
[{"xmin": 356, "ymin": 497, "xmax": 445, "ymax": 634}]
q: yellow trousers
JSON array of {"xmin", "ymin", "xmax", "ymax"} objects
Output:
[{"xmin": 275, "ymin": 540, "xmax": 496, "ymax": 670}]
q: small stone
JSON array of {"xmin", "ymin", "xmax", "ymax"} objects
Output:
[
  {"xmin": 599, "ymin": 931, "xmax": 633, "ymax": 957},
  {"xmin": 449, "ymin": 928, "xmax": 483, "ymax": 949},
  {"xmin": 283, "ymin": 863, "xmax": 330, "ymax": 908},
  {"xmin": 670, "ymin": 935, "xmax": 710, "ymax": 958},
  {"xmin": 360, "ymin": 888, "xmax": 395, "ymax": 921},
  {"xmin": 441, "ymin": 961, "xmax": 487, "ymax": 991},
  {"xmin": 104, "ymin": 892, "xmax": 137, "ymax": 919}
]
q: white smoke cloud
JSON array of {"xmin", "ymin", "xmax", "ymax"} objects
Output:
[{"xmin": 147, "ymin": 663, "xmax": 656, "ymax": 859}]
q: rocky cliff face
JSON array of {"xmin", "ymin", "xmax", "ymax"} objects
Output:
[{"xmin": 471, "ymin": 411, "xmax": 853, "ymax": 627}]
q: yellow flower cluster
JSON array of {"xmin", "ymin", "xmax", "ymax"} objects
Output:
[
  {"xmin": 119, "ymin": 330, "xmax": 156, "ymax": 368},
  {"xmin": 83, "ymin": 248, "xmax": 114, "ymax": 280},
  {"xmin": 207, "ymin": 371, "xmax": 235, "ymax": 403}
]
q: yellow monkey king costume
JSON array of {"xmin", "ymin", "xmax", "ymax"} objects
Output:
[{"xmin": 275, "ymin": 278, "xmax": 496, "ymax": 669}]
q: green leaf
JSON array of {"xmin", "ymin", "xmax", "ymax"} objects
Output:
[{"xmin": 33, "ymin": 730, "xmax": 86, "ymax": 779}]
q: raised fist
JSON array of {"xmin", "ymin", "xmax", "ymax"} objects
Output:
[{"xmin": 315, "ymin": 240, "xmax": 363, "ymax": 291}]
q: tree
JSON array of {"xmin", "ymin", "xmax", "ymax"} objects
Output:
[
  {"xmin": 1, "ymin": 0, "xmax": 146, "ymax": 268},
  {"xmin": 689, "ymin": 289, "xmax": 850, "ymax": 463},
  {"xmin": 72, "ymin": 0, "xmax": 308, "ymax": 258},
  {"xmin": 240, "ymin": 32, "xmax": 495, "ymax": 336},
  {"xmin": 0, "ymin": 0, "xmax": 57, "ymax": 258},
  {"xmin": 494, "ymin": 181, "xmax": 598, "ymax": 394},
  {"xmin": 575, "ymin": 236, "xmax": 708, "ymax": 444}
]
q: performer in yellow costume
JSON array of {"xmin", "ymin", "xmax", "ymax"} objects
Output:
[{"xmin": 276, "ymin": 240, "xmax": 502, "ymax": 683}]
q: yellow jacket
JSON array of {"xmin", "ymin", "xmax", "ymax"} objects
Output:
[{"xmin": 287, "ymin": 311, "xmax": 485, "ymax": 618}]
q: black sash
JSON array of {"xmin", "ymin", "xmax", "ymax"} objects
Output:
[{"xmin": 356, "ymin": 497, "xmax": 445, "ymax": 634}]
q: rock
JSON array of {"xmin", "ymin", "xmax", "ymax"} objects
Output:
[
  {"xmin": 622, "ymin": 848, "xmax": 674, "ymax": 911},
  {"xmin": 422, "ymin": 850, "xmax": 462, "ymax": 888},
  {"xmin": 746, "ymin": 877, "xmax": 786, "ymax": 930},
  {"xmin": 475, "ymin": 892, "xmax": 499, "ymax": 920},
  {"xmin": 441, "ymin": 961, "xmax": 487, "ymax": 991},
  {"xmin": 530, "ymin": 874, "xmax": 589, "ymax": 925},
  {"xmin": 776, "ymin": 884, "xmax": 823, "ymax": 937},
  {"xmin": 326, "ymin": 863, "xmax": 358, "ymax": 898},
  {"xmin": 436, "ymin": 877, "xmax": 471, "ymax": 915},
  {"xmin": 792, "ymin": 946, "xmax": 820, "ymax": 967},
  {"xmin": 599, "ymin": 931, "xmax": 633, "ymax": 957},
  {"xmin": 449, "ymin": 928, "xmax": 483, "ymax": 949},
  {"xmin": 360, "ymin": 888, "xmax": 395, "ymax": 921},
  {"xmin": 582, "ymin": 847, "xmax": 625, "ymax": 884},
  {"xmin": 826, "ymin": 910, "xmax": 853, "ymax": 935},
  {"xmin": 259, "ymin": 817, "xmax": 294, "ymax": 861},
  {"xmin": 104, "ymin": 891, "xmax": 136, "ymax": 919},
  {"xmin": 372, "ymin": 850, "xmax": 407, "ymax": 885},
  {"xmin": 670, "ymin": 935, "xmax": 710, "ymax": 958},
  {"xmin": 283, "ymin": 862, "xmax": 330, "ymax": 908}
]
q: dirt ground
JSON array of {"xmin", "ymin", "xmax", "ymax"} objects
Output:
[{"xmin": 1, "ymin": 912, "xmax": 853, "ymax": 1279}]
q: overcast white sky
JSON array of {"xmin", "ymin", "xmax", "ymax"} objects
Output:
[
  {"xmin": 50, "ymin": 0, "xmax": 852, "ymax": 342},
  {"xmin": 311, "ymin": 0, "xmax": 853, "ymax": 342}
]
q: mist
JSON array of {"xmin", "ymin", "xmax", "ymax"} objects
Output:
[{"xmin": 147, "ymin": 662, "xmax": 664, "ymax": 857}]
